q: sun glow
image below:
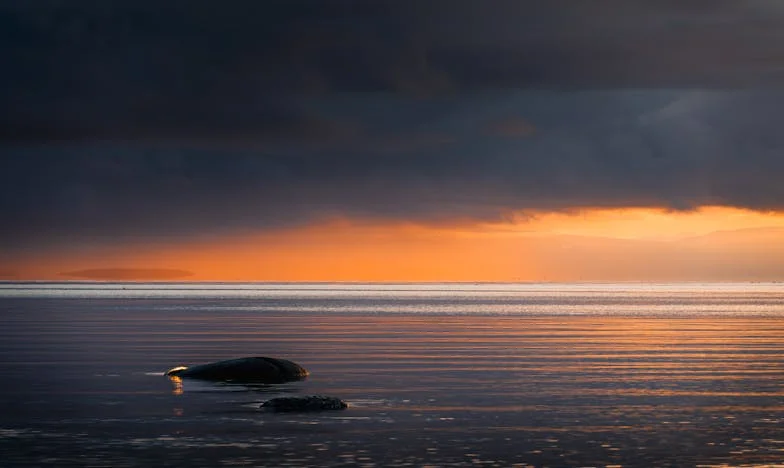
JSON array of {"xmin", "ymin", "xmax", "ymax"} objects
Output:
[
  {"xmin": 504, "ymin": 206, "xmax": 784, "ymax": 240},
  {"xmin": 5, "ymin": 207, "xmax": 784, "ymax": 282}
]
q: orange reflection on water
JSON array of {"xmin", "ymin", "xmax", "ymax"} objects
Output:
[{"xmin": 169, "ymin": 375, "xmax": 183, "ymax": 396}]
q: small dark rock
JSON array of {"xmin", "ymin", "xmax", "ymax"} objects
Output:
[
  {"xmin": 165, "ymin": 357, "xmax": 309, "ymax": 384},
  {"xmin": 261, "ymin": 395, "xmax": 348, "ymax": 412}
]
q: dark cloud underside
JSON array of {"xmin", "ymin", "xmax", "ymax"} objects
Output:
[
  {"xmin": 4, "ymin": 0, "xmax": 784, "ymax": 143},
  {"xmin": 2, "ymin": 2, "xmax": 784, "ymax": 250},
  {"xmin": 3, "ymin": 90, "xmax": 784, "ymax": 249}
]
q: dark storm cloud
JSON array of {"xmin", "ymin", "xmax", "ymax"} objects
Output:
[
  {"xmin": 2, "ymin": 1, "xmax": 784, "ymax": 250},
  {"xmin": 3, "ymin": 0, "xmax": 784, "ymax": 144},
  {"xmin": 3, "ymin": 90, "xmax": 784, "ymax": 251}
]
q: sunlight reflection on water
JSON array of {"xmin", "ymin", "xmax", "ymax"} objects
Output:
[{"xmin": 0, "ymin": 283, "xmax": 783, "ymax": 467}]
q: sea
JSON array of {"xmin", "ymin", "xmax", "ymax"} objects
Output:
[{"xmin": 0, "ymin": 282, "xmax": 782, "ymax": 468}]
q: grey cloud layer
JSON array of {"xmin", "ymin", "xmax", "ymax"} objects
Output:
[
  {"xmin": 3, "ymin": 0, "xmax": 784, "ymax": 143},
  {"xmin": 2, "ymin": 91, "xmax": 784, "ymax": 250},
  {"xmin": 2, "ymin": 2, "xmax": 784, "ymax": 250}
]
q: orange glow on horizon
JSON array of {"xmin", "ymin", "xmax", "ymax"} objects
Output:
[
  {"xmin": 508, "ymin": 206, "xmax": 784, "ymax": 240},
  {"xmin": 5, "ymin": 206, "xmax": 784, "ymax": 282}
]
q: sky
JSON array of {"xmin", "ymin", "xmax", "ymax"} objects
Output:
[{"xmin": 2, "ymin": 0, "xmax": 784, "ymax": 281}]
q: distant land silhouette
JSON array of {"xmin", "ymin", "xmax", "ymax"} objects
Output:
[{"xmin": 60, "ymin": 268, "xmax": 194, "ymax": 280}]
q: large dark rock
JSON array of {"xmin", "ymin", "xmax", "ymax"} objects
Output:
[
  {"xmin": 261, "ymin": 395, "xmax": 348, "ymax": 412},
  {"xmin": 165, "ymin": 357, "xmax": 309, "ymax": 384}
]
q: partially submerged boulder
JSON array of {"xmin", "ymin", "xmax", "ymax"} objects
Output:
[
  {"xmin": 261, "ymin": 395, "xmax": 348, "ymax": 412},
  {"xmin": 165, "ymin": 357, "xmax": 309, "ymax": 384}
]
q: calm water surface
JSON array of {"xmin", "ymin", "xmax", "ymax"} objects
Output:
[{"xmin": 0, "ymin": 282, "xmax": 783, "ymax": 467}]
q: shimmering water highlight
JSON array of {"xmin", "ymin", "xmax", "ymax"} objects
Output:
[{"xmin": 1, "ymin": 282, "xmax": 782, "ymax": 467}]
